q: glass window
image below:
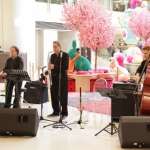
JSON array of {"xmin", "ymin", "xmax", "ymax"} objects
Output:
[
  {"xmin": 113, "ymin": 1, "xmax": 125, "ymax": 12},
  {"xmin": 51, "ymin": 0, "xmax": 68, "ymax": 4},
  {"xmin": 35, "ymin": 0, "xmax": 68, "ymax": 4},
  {"xmin": 35, "ymin": 0, "xmax": 47, "ymax": 3}
]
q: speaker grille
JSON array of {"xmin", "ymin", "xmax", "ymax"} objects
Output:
[
  {"xmin": 0, "ymin": 102, "xmax": 4, "ymax": 108},
  {"xmin": 24, "ymin": 82, "xmax": 48, "ymax": 104}
]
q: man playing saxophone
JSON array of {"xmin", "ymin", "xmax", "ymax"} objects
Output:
[{"xmin": 47, "ymin": 41, "xmax": 69, "ymax": 120}]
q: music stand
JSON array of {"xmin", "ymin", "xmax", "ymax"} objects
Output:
[
  {"xmin": 4, "ymin": 69, "xmax": 31, "ymax": 108},
  {"xmin": 95, "ymin": 88, "xmax": 127, "ymax": 136}
]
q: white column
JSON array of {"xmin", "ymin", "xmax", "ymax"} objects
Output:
[
  {"xmin": 0, "ymin": 0, "xmax": 35, "ymax": 69},
  {"xmin": 0, "ymin": 0, "xmax": 4, "ymax": 48},
  {"xmin": 36, "ymin": 29, "xmax": 58, "ymax": 68}
]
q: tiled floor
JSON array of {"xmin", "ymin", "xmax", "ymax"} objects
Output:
[{"xmin": 0, "ymin": 83, "xmax": 147, "ymax": 150}]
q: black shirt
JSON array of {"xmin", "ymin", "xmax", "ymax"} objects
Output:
[
  {"xmin": 50, "ymin": 51, "xmax": 69, "ymax": 86},
  {"xmin": 136, "ymin": 60, "xmax": 147, "ymax": 75},
  {"xmin": 50, "ymin": 51, "xmax": 68, "ymax": 75},
  {"xmin": 3, "ymin": 56, "xmax": 24, "ymax": 71}
]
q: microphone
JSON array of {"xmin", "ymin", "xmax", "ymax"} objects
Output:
[
  {"xmin": 41, "ymin": 66, "xmax": 47, "ymax": 69},
  {"xmin": 60, "ymin": 52, "xmax": 63, "ymax": 58}
]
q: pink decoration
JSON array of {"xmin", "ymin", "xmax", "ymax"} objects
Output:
[
  {"xmin": 116, "ymin": 54, "xmax": 125, "ymax": 67},
  {"xmin": 62, "ymin": 0, "xmax": 115, "ymax": 69},
  {"xmin": 122, "ymin": 30, "xmax": 126, "ymax": 38},
  {"xmin": 121, "ymin": 28, "xmax": 128, "ymax": 41},
  {"xmin": 127, "ymin": 56, "xmax": 133, "ymax": 63},
  {"xmin": 109, "ymin": 57, "xmax": 130, "ymax": 82},
  {"xmin": 62, "ymin": 0, "xmax": 115, "ymax": 50},
  {"xmin": 129, "ymin": 8, "xmax": 150, "ymax": 43},
  {"xmin": 73, "ymin": 69, "xmax": 109, "ymax": 75},
  {"xmin": 130, "ymin": 0, "xmax": 141, "ymax": 9}
]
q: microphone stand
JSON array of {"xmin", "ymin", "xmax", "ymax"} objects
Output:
[
  {"xmin": 67, "ymin": 87, "xmax": 87, "ymax": 129},
  {"xmin": 40, "ymin": 66, "xmax": 56, "ymax": 123},
  {"xmin": 44, "ymin": 52, "xmax": 72, "ymax": 130}
]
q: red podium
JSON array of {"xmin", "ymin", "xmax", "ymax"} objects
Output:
[{"xmin": 68, "ymin": 78, "xmax": 75, "ymax": 92}]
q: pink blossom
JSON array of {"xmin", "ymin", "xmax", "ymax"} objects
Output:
[
  {"xmin": 62, "ymin": 0, "xmax": 115, "ymax": 51},
  {"xmin": 129, "ymin": 8, "xmax": 150, "ymax": 42}
]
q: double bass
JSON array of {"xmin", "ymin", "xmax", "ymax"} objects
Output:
[{"xmin": 139, "ymin": 61, "xmax": 150, "ymax": 115}]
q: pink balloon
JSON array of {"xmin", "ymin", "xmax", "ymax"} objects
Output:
[
  {"xmin": 116, "ymin": 54, "xmax": 125, "ymax": 67},
  {"xmin": 127, "ymin": 56, "xmax": 133, "ymax": 63},
  {"xmin": 130, "ymin": 0, "xmax": 141, "ymax": 9}
]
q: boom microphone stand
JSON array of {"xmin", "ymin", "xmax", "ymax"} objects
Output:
[{"xmin": 44, "ymin": 52, "xmax": 71, "ymax": 130}]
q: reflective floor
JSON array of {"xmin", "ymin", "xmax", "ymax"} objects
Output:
[
  {"xmin": 0, "ymin": 100, "xmax": 146, "ymax": 150},
  {"xmin": 0, "ymin": 83, "xmax": 146, "ymax": 150}
]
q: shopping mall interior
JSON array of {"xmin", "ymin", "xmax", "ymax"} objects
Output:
[{"xmin": 0, "ymin": 0, "xmax": 150, "ymax": 150}]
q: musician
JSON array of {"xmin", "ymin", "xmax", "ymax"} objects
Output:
[
  {"xmin": 76, "ymin": 48, "xmax": 81, "ymax": 55},
  {"xmin": 135, "ymin": 46, "xmax": 150, "ymax": 82},
  {"xmin": 47, "ymin": 41, "xmax": 69, "ymax": 120},
  {"xmin": 3, "ymin": 46, "xmax": 24, "ymax": 108}
]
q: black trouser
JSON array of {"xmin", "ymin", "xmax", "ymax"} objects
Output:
[
  {"xmin": 50, "ymin": 84, "xmax": 68, "ymax": 116},
  {"xmin": 4, "ymin": 80, "xmax": 22, "ymax": 108}
]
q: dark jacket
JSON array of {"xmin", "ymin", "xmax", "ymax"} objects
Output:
[
  {"xmin": 3, "ymin": 56, "xmax": 24, "ymax": 70},
  {"xmin": 50, "ymin": 51, "xmax": 69, "ymax": 86},
  {"xmin": 136, "ymin": 60, "xmax": 147, "ymax": 76}
]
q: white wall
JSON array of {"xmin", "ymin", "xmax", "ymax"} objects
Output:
[
  {"xmin": 35, "ymin": 30, "xmax": 77, "ymax": 67},
  {"xmin": 43, "ymin": 30, "xmax": 58, "ymax": 66},
  {"xmin": 36, "ymin": 29, "xmax": 58, "ymax": 68},
  {"xmin": 0, "ymin": 0, "xmax": 35, "ymax": 70},
  {"xmin": 36, "ymin": 30, "xmax": 44, "ymax": 69},
  {"xmin": 35, "ymin": 2, "xmax": 63, "ymax": 23},
  {"xmin": 58, "ymin": 31, "xmax": 77, "ymax": 52},
  {"xmin": 0, "ymin": 0, "xmax": 3, "ymax": 48}
]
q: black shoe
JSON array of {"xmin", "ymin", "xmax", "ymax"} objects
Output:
[
  {"xmin": 47, "ymin": 113, "xmax": 59, "ymax": 117},
  {"xmin": 60, "ymin": 115, "xmax": 67, "ymax": 120}
]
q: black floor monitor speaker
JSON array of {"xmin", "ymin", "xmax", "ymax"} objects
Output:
[
  {"xmin": 112, "ymin": 82, "xmax": 138, "ymax": 122},
  {"xmin": 0, "ymin": 102, "xmax": 4, "ymax": 108},
  {"xmin": 24, "ymin": 81, "xmax": 48, "ymax": 104},
  {"xmin": 0, "ymin": 108, "xmax": 39, "ymax": 136},
  {"xmin": 118, "ymin": 116, "xmax": 150, "ymax": 148}
]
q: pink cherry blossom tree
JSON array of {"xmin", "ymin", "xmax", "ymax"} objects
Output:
[
  {"xmin": 62, "ymin": 0, "xmax": 115, "ymax": 70},
  {"xmin": 129, "ymin": 8, "xmax": 150, "ymax": 46}
]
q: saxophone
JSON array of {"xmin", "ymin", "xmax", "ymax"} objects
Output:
[{"xmin": 44, "ymin": 69, "xmax": 52, "ymax": 86}]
